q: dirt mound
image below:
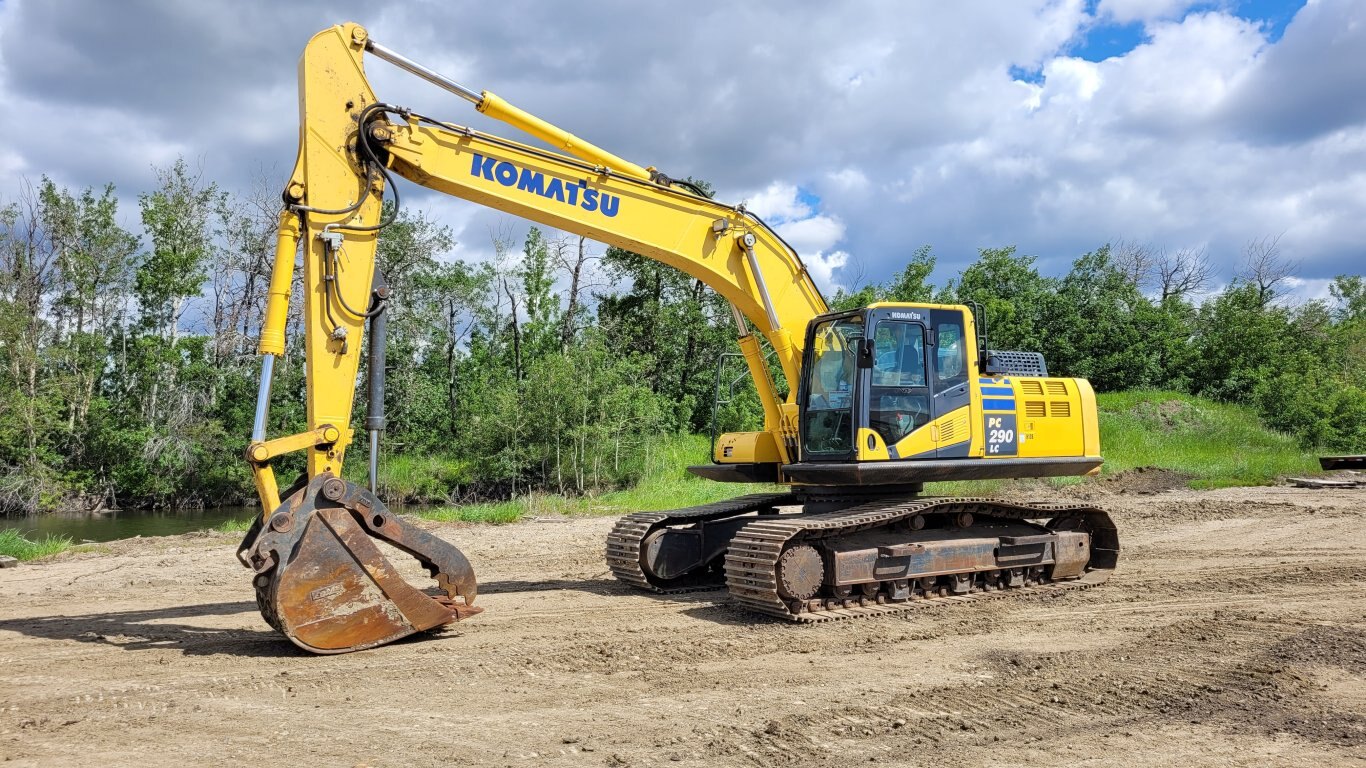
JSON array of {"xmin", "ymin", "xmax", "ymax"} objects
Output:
[
  {"xmin": 1122, "ymin": 398, "xmax": 1207, "ymax": 432},
  {"xmin": 1095, "ymin": 465, "xmax": 1193, "ymax": 495}
]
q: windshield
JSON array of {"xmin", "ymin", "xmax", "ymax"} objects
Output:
[{"xmin": 803, "ymin": 317, "xmax": 862, "ymax": 457}]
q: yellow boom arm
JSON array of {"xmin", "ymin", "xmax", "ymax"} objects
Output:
[{"xmin": 247, "ymin": 23, "xmax": 828, "ymax": 512}]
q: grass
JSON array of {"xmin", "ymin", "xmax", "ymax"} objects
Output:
[
  {"xmin": 412, "ymin": 501, "xmax": 525, "ymax": 525},
  {"xmin": 403, "ymin": 391, "xmax": 1320, "ymax": 525},
  {"xmin": 375, "ymin": 453, "xmax": 473, "ymax": 503},
  {"xmin": 0, "ymin": 528, "xmax": 74, "ymax": 561},
  {"xmin": 214, "ymin": 516, "xmax": 257, "ymax": 533},
  {"xmin": 410, "ymin": 433, "xmax": 776, "ymax": 526},
  {"xmin": 1089, "ymin": 389, "xmax": 1319, "ymax": 488}
]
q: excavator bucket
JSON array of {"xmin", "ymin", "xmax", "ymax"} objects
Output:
[{"xmin": 239, "ymin": 473, "xmax": 479, "ymax": 654}]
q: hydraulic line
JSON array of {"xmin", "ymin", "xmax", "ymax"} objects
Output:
[{"xmin": 365, "ymin": 272, "xmax": 389, "ymax": 493}]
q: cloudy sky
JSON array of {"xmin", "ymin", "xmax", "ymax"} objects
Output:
[{"xmin": 0, "ymin": 0, "xmax": 1361, "ymax": 300}]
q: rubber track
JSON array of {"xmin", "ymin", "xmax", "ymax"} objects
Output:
[
  {"xmin": 605, "ymin": 492, "xmax": 797, "ymax": 593},
  {"xmin": 724, "ymin": 496, "xmax": 1115, "ymax": 622}
]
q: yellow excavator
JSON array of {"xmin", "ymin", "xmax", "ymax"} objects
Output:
[{"xmin": 238, "ymin": 23, "xmax": 1118, "ymax": 653}]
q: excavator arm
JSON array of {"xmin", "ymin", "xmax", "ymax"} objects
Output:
[{"xmin": 240, "ymin": 23, "xmax": 827, "ymax": 653}]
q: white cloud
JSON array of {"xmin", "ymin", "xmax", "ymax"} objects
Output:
[
  {"xmin": 1097, "ymin": 0, "xmax": 1205, "ymax": 25},
  {"xmin": 0, "ymin": 0, "xmax": 1359, "ymax": 299},
  {"xmin": 0, "ymin": 148, "xmax": 25, "ymax": 178},
  {"xmin": 743, "ymin": 182, "xmax": 812, "ymax": 223},
  {"xmin": 777, "ymin": 215, "xmax": 846, "ymax": 258},
  {"xmin": 1040, "ymin": 57, "xmax": 1102, "ymax": 105},
  {"xmin": 803, "ymin": 249, "xmax": 851, "ymax": 293},
  {"xmin": 738, "ymin": 181, "xmax": 851, "ymax": 291},
  {"xmin": 825, "ymin": 168, "xmax": 870, "ymax": 195},
  {"xmin": 1103, "ymin": 12, "xmax": 1267, "ymax": 128}
]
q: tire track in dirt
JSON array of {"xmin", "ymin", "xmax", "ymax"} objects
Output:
[{"xmin": 700, "ymin": 615, "xmax": 1365, "ymax": 767}]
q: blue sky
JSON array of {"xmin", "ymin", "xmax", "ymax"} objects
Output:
[
  {"xmin": 1084, "ymin": 0, "xmax": 1302, "ymax": 57},
  {"xmin": 1018, "ymin": 2, "xmax": 1303, "ymax": 82}
]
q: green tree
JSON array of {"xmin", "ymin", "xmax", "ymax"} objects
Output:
[
  {"xmin": 518, "ymin": 226, "xmax": 561, "ymax": 361},
  {"xmin": 597, "ymin": 244, "xmax": 736, "ymax": 431},
  {"xmin": 829, "ymin": 246, "xmax": 936, "ymax": 309},
  {"xmin": 1330, "ymin": 275, "xmax": 1366, "ymax": 322},
  {"xmin": 1041, "ymin": 246, "xmax": 1162, "ymax": 389},
  {"xmin": 39, "ymin": 179, "xmax": 139, "ymax": 448},
  {"xmin": 136, "ymin": 157, "xmax": 224, "ymax": 341},
  {"xmin": 883, "ymin": 246, "xmax": 937, "ymax": 303},
  {"xmin": 0, "ymin": 183, "xmax": 60, "ymax": 475},
  {"xmin": 370, "ymin": 203, "xmax": 457, "ymax": 450},
  {"xmin": 941, "ymin": 246, "xmax": 1054, "ymax": 353}
]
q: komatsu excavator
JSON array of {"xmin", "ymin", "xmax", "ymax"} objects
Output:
[{"xmin": 239, "ymin": 23, "xmax": 1119, "ymax": 653}]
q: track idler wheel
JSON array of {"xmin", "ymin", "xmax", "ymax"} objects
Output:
[
  {"xmin": 240, "ymin": 473, "xmax": 480, "ymax": 654},
  {"xmin": 776, "ymin": 544, "xmax": 824, "ymax": 603}
]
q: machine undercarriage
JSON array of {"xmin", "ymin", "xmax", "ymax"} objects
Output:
[{"xmin": 607, "ymin": 490, "xmax": 1118, "ymax": 621}]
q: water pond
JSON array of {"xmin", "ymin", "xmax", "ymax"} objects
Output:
[{"xmin": 0, "ymin": 506, "xmax": 258, "ymax": 543}]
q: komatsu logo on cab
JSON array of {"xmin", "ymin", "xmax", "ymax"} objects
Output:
[{"xmin": 470, "ymin": 154, "xmax": 621, "ymax": 218}]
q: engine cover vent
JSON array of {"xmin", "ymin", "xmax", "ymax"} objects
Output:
[{"xmin": 983, "ymin": 350, "xmax": 1048, "ymax": 377}]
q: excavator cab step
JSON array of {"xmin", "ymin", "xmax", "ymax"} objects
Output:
[{"xmin": 239, "ymin": 473, "xmax": 479, "ymax": 654}]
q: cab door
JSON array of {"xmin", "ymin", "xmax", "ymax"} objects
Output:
[
  {"xmin": 927, "ymin": 308, "xmax": 972, "ymax": 457},
  {"xmin": 865, "ymin": 317, "xmax": 932, "ymax": 458}
]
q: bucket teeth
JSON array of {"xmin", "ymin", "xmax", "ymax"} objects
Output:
[{"xmin": 241, "ymin": 473, "xmax": 479, "ymax": 654}]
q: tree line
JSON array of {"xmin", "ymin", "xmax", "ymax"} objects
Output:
[{"xmin": 1, "ymin": 160, "xmax": 1361, "ymax": 513}]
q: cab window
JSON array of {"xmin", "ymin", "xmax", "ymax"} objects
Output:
[
  {"xmin": 936, "ymin": 322, "xmax": 966, "ymax": 384},
  {"xmin": 869, "ymin": 322, "xmax": 930, "ymax": 446},
  {"xmin": 872, "ymin": 323, "xmax": 926, "ymax": 386}
]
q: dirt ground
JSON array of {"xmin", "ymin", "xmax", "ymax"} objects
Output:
[{"xmin": 2, "ymin": 479, "xmax": 1364, "ymax": 767}]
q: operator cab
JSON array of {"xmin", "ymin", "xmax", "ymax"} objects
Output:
[{"xmin": 798, "ymin": 304, "xmax": 972, "ymax": 462}]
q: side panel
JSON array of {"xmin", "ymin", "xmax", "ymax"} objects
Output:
[
  {"xmin": 1077, "ymin": 378, "xmax": 1101, "ymax": 461},
  {"xmin": 937, "ymin": 407, "xmax": 976, "ymax": 458},
  {"xmin": 889, "ymin": 408, "xmax": 955, "ymax": 459},
  {"xmin": 978, "ymin": 375, "xmax": 1020, "ymax": 458},
  {"xmin": 1010, "ymin": 377, "xmax": 1085, "ymax": 458},
  {"xmin": 713, "ymin": 431, "xmax": 782, "ymax": 464},
  {"xmin": 857, "ymin": 428, "xmax": 891, "ymax": 460}
]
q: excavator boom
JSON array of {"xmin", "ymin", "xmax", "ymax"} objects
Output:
[{"xmin": 241, "ymin": 23, "xmax": 824, "ymax": 653}]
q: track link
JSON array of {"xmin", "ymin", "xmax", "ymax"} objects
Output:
[
  {"xmin": 606, "ymin": 492, "xmax": 796, "ymax": 593},
  {"xmin": 725, "ymin": 497, "xmax": 1116, "ymax": 622}
]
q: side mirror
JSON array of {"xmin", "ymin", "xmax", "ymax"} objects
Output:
[{"xmin": 857, "ymin": 339, "xmax": 875, "ymax": 368}]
